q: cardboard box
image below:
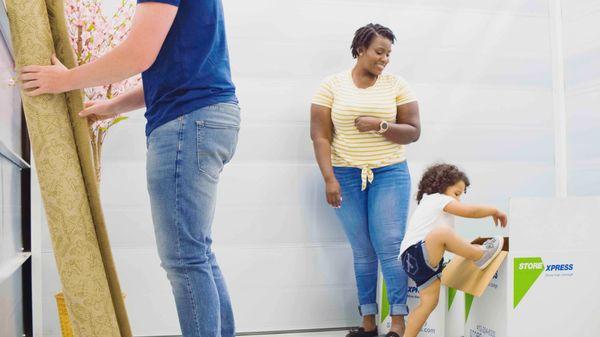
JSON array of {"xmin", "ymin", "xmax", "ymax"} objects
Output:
[
  {"xmin": 442, "ymin": 237, "xmax": 509, "ymax": 297},
  {"xmin": 445, "ymin": 287, "xmax": 465, "ymax": 337},
  {"xmin": 442, "ymin": 237, "xmax": 509, "ymax": 337},
  {"xmin": 378, "ymin": 277, "xmax": 453, "ymax": 336},
  {"xmin": 440, "ymin": 197, "xmax": 600, "ymax": 337}
]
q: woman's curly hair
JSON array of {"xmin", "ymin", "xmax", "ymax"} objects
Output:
[
  {"xmin": 350, "ymin": 23, "xmax": 396, "ymax": 59},
  {"xmin": 416, "ymin": 163, "xmax": 470, "ymax": 204}
]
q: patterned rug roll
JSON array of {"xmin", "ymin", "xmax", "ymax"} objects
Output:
[{"xmin": 6, "ymin": 0, "xmax": 131, "ymax": 336}]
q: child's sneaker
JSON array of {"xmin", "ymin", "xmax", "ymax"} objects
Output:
[{"xmin": 474, "ymin": 236, "xmax": 504, "ymax": 269}]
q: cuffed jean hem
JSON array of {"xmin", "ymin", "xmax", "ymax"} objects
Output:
[
  {"xmin": 358, "ymin": 303, "xmax": 378, "ymax": 316},
  {"xmin": 389, "ymin": 304, "xmax": 409, "ymax": 316}
]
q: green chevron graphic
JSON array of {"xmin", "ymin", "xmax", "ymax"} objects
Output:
[
  {"xmin": 465, "ymin": 293, "xmax": 474, "ymax": 322},
  {"xmin": 448, "ymin": 287, "xmax": 457, "ymax": 311},
  {"xmin": 381, "ymin": 280, "xmax": 389, "ymax": 323},
  {"xmin": 513, "ymin": 257, "xmax": 544, "ymax": 308}
]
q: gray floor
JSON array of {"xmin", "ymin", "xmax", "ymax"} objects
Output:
[
  {"xmin": 147, "ymin": 332, "xmax": 423, "ymax": 337},
  {"xmin": 246, "ymin": 331, "xmax": 415, "ymax": 337},
  {"xmin": 147, "ymin": 331, "xmax": 352, "ymax": 337},
  {"xmin": 250, "ymin": 333, "xmax": 342, "ymax": 337}
]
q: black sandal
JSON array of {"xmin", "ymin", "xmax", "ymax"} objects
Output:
[
  {"xmin": 385, "ymin": 332, "xmax": 401, "ymax": 337},
  {"xmin": 346, "ymin": 327, "xmax": 378, "ymax": 337}
]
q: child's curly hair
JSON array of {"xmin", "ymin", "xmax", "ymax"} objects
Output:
[{"xmin": 416, "ymin": 163, "xmax": 470, "ymax": 204}]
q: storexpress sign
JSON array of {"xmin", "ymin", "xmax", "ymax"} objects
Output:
[
  {"xmin": 465, "ymin": 256, "xmax": 576, "ymax": 324},
  {"xmin": 513, "ymin": 257, "xmax": 575, "ymax": 308}
]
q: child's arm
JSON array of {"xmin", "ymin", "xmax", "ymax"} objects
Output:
[{"xmin": 444, "ymin": 201, "xmax": 508, "ymax": 227}]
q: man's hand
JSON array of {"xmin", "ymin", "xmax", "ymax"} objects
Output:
[
  {"xmin": 79, "ymin": 101, "xmax": 120, "ymax": 122},
  {"xmin": 354, "ymin": 116, "xmax": 381, "ymax": 132},
  {"xmin": 19, "ymin": 54, "xmax": 72, "ymax": 96}
]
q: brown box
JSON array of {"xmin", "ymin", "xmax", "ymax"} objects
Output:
[{"xmin": 441, "ymin": 237, "xmax": 509, "ymax": 296}]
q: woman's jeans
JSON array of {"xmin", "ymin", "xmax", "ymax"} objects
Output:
[
  {"xmin": 333, "ymin": 161, "xmax": 411, "ymax": 316},
  {"xmin": 146, "ymin": 103, "xmax": 240, "ymax": 337}
]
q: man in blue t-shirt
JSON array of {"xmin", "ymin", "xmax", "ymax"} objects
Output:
[{"xmin": 22, "ymin": 1, "xmax": 239, "ymax": 336}]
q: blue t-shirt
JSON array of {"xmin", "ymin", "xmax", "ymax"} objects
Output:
[{"xmin": 137, "ymin": 0, "xmax": 237, "ymax": 136}]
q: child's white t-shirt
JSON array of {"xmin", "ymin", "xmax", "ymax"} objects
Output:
[{"xmin": 399, "ymin": 193, "xmax": 456, "ymax": 256}]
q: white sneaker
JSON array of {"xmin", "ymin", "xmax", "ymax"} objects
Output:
[{"xmin": 474, "ymin": 236, "xmax": 504, "ymax": 269}]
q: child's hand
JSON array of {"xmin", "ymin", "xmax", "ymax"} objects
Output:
[{"xmin": 492, "ymin": 210, "xmax": 508, "ymax": 228}]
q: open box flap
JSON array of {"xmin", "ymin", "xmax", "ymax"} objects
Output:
[{"xmin": 441, "ymin": 237, "xmax": 509, "ymax": 297}]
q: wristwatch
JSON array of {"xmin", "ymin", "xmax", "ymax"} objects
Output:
[{"xmin": 377, "ymin": 120, "xmax": 389, "ymax": 134}]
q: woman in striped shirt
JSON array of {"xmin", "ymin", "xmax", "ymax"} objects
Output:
[{"xmin": 310, "ymin": 23, "xmax": 421, "ymax": 337}]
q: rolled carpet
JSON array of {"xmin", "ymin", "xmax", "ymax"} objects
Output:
[{"xmin": 6, "ymin": 0, "xmax": 131, "ymax": 336}]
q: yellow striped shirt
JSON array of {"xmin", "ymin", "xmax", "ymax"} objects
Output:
[{"xmin": 312, "ymin": 70, "xmax": 417, "ymax": 190}]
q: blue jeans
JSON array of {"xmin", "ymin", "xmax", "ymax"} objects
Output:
[
  {"xmin": 333, "ymin": 162, "xmax": 411, "ymax": 316},
  {"xmin": 146, "ymin": 103, "xmax": 240, "ymax": 337}
]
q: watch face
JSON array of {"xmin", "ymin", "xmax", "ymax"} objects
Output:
[{"xmin": 379, "ymin": 121, "xmax": 388, "ymax": 133}]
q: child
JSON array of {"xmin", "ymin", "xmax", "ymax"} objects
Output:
[{"xmin": 398, "ymin": 163, "xmax": 507, "ymax": 337}]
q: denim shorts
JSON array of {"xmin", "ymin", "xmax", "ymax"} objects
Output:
[{"xmin": 400, "ymin": 241, "xmax": 444, "ymax": 290}]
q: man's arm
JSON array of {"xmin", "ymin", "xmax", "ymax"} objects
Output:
[
  {"xmin": 109, "ymin": 84, "xmax": 146, "ymax": 114},
  {"xmin": 19, "ymin": 2, "xmax": 178, "ymax": 95},
  {"xmin": 78, "ymin": 84, "xmax": 145, "ymax": 121}
]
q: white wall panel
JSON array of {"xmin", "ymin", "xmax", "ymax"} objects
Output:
[
  {"xmin": 228, "ymin": 39, "xmax": 552, "ymax": 87},
  {"xmin": 564, "ymin": 46, "xmax": 600, "ymax": 89},
  {"xmin": 563, "ymin": 0, "xmax": 600, "ymax": 196},
  {"xmin": 566, "ymin": 89, "xmax": 600, "ymax": 161},
  {"xmin": 563, "ymin": 9, "xmax": 600, "ymax": 55},
  {"xmin": 562, "ymin": 0, "xmax": 600, "ymax": 20}
]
